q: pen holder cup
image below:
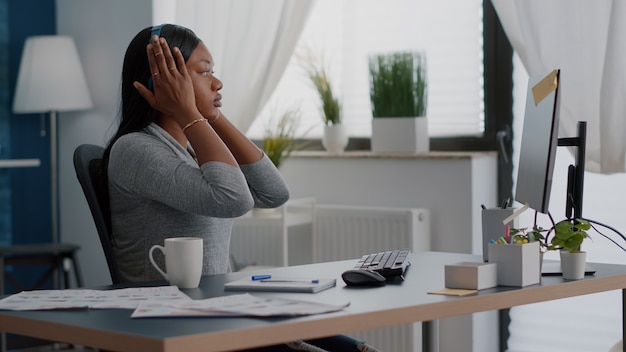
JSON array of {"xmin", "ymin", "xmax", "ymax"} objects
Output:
[
  {"xmin": 488, "ymin": 241, "xmax": 540, "ymax": 287},
  {"xmin": 481, "ymin": 207, "xmax": 517, "ymax": 261}
]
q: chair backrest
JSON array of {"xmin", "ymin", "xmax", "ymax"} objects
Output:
[{"xmin": 73, "ymin": 144, "xmax": 121, "ymax": 284}]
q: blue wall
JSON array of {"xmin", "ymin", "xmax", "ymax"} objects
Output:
[
  {"xmin": 8, "ymin": 0, "xmax": 56, "ymax": 244},
  {"xmin": 0, "ymin": 0, "xmax": 9, "ymax": 244},
  {"xmin": 1, "ymin": 0, "xmax": 55, "ymax": 291}
]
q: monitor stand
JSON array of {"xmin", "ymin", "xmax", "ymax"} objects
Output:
[
  {"xmin": 541, "ymin": 261, "xmax": 596, "ymax": 276},
  {"xmin": 558, "ymin": 121, "xmax": 587, "ymax": 220}
]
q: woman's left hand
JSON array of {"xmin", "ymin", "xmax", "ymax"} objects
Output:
[{"xmin": 134, "ymin": 36, "xmax": 200, "ymax": 121}]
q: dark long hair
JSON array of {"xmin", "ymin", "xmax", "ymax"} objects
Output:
[{"xmin": 100, "ymin": 24, "xmax": 201, "ymax": 183}]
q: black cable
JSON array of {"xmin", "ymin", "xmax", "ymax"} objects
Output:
[
  {"xmin": 582, "ymin": 217, "xmax": 626, "ymax": 252},
  {"xmin": 525, "ymin": 211, "xmax": 626, "ymax": 252},
  {"xmin": 543, "ymin": 212, "xmax": 557, "ymax": 244}
]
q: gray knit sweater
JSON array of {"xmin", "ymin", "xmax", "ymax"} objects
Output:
[{"xmin": 107, "ymin": 123, "xmax": 290, "ymax": 283}]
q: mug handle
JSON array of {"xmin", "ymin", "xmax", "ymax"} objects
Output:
[{"xmin": 148, "ymin": 245, "xmax": 168, "ymax": 280}]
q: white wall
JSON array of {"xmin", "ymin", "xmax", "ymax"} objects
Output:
[
  {"xmin": 280, "ymin": 152, "xmax": 498, "ymax": 254},
  {"xmin": 56, "ymin": 0, "xmax": 152, "ymax": 286}
]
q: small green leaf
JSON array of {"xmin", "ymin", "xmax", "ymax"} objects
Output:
[{"xmin": 574, "ymin": 219, "xmax": 591, "ymax": 231}]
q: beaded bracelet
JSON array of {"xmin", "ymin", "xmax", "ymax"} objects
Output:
[{"xmin": 182, "ymin": 118, "xmax": 207, "ymax": 133}]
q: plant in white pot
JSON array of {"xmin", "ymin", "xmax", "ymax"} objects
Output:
[
  {"xmin": 548, "ymin": 218, "xmax": 592, "ymax": 280},
  {"xmin": 299, "ymin": 50, "xmax": 347, "ymax": 153},
  {"xmin": 369, "ymin": 51, "xmax": 428, "ymax": 153}
]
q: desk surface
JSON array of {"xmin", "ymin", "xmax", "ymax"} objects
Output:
[{"xmin": 1, "ymin": 251, "xmax": 625, "ymax": 352}]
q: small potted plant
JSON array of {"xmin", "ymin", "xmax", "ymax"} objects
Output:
[
  {"xmin": 369, "ymin": 51, "xmax": 428, "ymax": 153},
  {"xmin": 299, "ymin": 49, "xmax": 347, "ymax": 153},
  {"xmin": 509, "ymin": 224, "xmax": 550, "ymax": 274},
  {"xmin": 489, "ymin": 224, "xmax": 543, "ymax": 287},
  {"xmin": 549, "ymin": 218, "xmax": 591, "ymax": 280},
  {"xmin": 262, "ymin": 106, "xmax": 304, "ymax": 169},
  {"xmin": 549, "ymin": 218, "xmax": 591, "ymax": 251},
  {"xmin": 510, "ymin": 225, "xmax": 549, "ymax": 249}
]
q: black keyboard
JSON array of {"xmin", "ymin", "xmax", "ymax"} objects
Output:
[{"xmin": 351, "ymin": 248, "xmax": 411, "ymax": 279}]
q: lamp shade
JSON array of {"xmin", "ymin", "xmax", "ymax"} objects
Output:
[{"xmin": 13, "ymin": 35, "xmax": 92, "ymax": 113}]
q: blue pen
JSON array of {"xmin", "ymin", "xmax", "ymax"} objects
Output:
[
  {"xmin": 251, "ymin": 275, "xmax": 272, "ymax": 281},
  {"xmin": 260, "ymin": 279, "xmax": 320, "ymax": 284}
]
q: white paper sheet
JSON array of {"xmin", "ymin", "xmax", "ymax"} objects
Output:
[
  {"xmin": 0, "ymin": 286, "xmax": 191, "ymax": 310},
  {"xmin": 131, "ymin": 293, "xmax": 349, "ymax": 318}
]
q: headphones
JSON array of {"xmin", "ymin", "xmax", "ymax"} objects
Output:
[{"xmin": 147, "ymin": 24, "xmax": 165, "ymax": 91}]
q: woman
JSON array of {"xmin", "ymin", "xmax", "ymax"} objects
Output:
[
  {"xmin": 102, "ymin": 24, "xmax": 289, "ymax": 283},
  {"xmin": 102, "ymin": 24, "xmax": 377, "ymax": 352}
]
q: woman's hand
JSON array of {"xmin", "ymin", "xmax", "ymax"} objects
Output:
[{"xmin": 134, "ymin": 36, "xmax": 199, "ymax": 122}]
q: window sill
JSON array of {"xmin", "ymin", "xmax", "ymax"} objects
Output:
[{"xmin": 289, "ymin": 150, "xmax": 497, "ymax": 160}]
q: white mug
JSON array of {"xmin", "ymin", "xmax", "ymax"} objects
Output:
[{"xmin": 149, "ymin": 237, "xmax": 203, "ymax": 289}]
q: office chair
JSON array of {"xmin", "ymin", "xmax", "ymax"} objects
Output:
[{"xmin": 73, "ymin": 144, "xmax": 121, "ymax": 284}]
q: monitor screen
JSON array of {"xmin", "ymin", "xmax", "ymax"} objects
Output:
[{"xmin": 515, "ymin": 70, "xmax": 561, "ymax": 214}]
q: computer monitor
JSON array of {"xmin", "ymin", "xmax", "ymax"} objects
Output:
[{"xmin": 515, "ymin": 70, "xmax": 561, "ymax": 214}]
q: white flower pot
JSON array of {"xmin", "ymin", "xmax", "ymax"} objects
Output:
[
  {"xmin": 322, "ymin": 124, "xmax": 348, "ymax": 153},
  {"xmin": 371, "ymin": 117, "xmax": 429, "ymax": 153},
  {"xmin": 560, "ymin": 251, "xmax": 587, "ymax": 280}
]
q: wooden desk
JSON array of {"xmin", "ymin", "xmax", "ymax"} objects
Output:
[{"xmin": 0, "ymin": 251, "xmax": 624, "ymax": 352}]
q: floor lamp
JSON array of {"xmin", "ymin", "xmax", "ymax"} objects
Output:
[{"xmin": 12, "ymin": 36, "xmax": 92, "ymax": 246}]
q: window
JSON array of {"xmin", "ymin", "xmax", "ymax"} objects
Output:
[{"xmin": 246, "ymin": 0, "xmax": 484, "ymax": 140}]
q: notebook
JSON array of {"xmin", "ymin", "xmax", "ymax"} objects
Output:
[{"xmin": 224, "ymin": 276, "xmax": 336, "ymax": 293}]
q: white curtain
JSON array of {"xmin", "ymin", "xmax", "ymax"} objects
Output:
[
  {"xmin": 492, "ymin": 0, "xmax": 626, "ymax": 174},
  {"xmin": 158, "ymin": 0, "xmax": 315, "ymax": 131}
]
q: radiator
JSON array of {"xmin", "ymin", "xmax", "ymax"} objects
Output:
[
  {"xmin": 314, "ymin": 204, "xmax": 430, "ymax": 352},
  {"xmin": 230, "ymin": 198, "xmax": 316, "ymax": 269},
  {"xmin": 313, "ymin": 204, "xmax": 430, "ymax": 262}
]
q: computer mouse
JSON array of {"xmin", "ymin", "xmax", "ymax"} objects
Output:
[{"xmin": 341, "ymin": 269, "xmax": 387, "ymax": 287}]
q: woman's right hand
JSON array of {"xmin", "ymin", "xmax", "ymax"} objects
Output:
[{"xmin": 134, "ymin": 35, "xmax": 200, "ymax": 123}]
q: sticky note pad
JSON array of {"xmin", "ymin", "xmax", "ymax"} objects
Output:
[
  {"xmin": 532, "ymin": 70, "xmax": 558, "ymax": 106},
  {"xmin": 428, "ymin": 288, "xmax": 477, "ymax": 296}
]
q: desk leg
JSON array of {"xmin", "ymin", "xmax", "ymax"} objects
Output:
[
  {"xmin": 622, "ymin": 289, "xmax": 625, "ymax": 352},
  {"xmin": 422, "ymin": 320, "xmax": 439, "ymax": 352},
  {"xmin": 499, "ymin": 308, "xmax": 511, "ymax": 352}
]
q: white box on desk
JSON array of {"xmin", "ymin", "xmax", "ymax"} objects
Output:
[
  {"xmin": 445, "ymin": 262, "xmax": 497, "ymax": 290},
  {"xmin": 488, "ymin": 241, "xmax": 540, "ymax": 287}
]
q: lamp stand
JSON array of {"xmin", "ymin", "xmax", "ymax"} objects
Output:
[{"xmin": 50, "ymin": 111, "xmax": 58, "ymax": 246}]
